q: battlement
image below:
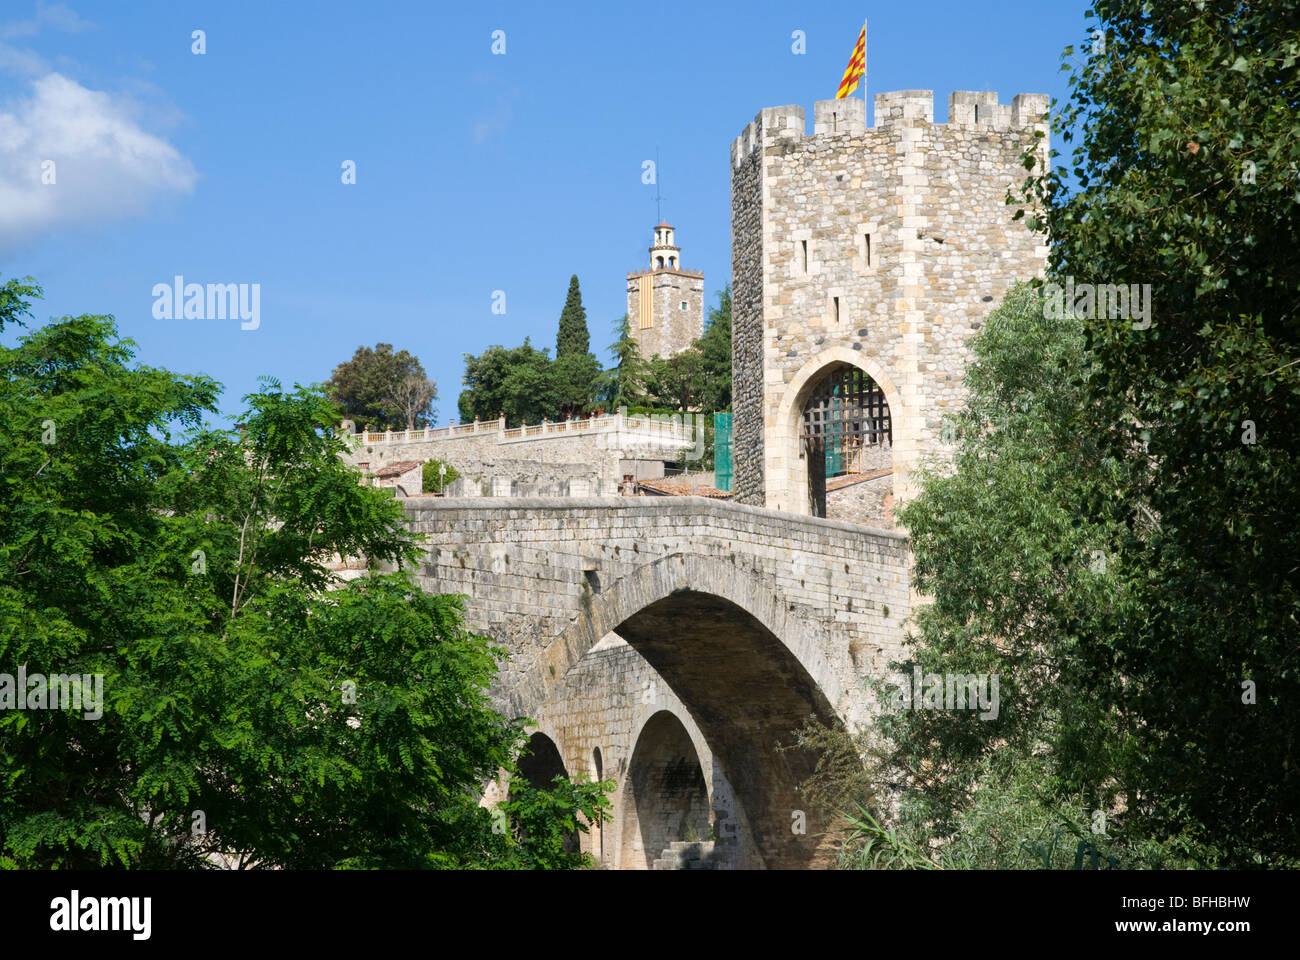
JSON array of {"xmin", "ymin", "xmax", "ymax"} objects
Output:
[
  {"xmin": 731, "ymin": 90, "xmax": 1049, "ymax": 167},
  {"xmin": 626, "ymin": 267, "xmax": 705, "ymax": 280}
]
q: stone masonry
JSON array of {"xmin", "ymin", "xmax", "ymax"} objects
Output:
[
  {"xmin": 403, "ymin": 495, "xmax": 909, "ymax": 868},
  {"xmin": 730, "ymin": 91, "xmax": 1049, "ymax": 513},
  {"xmin": 342, "ymin": 412, "xmax": 697, "ymax": 497}
]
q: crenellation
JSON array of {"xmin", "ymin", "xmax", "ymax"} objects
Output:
[{"xmin": 813, "ymin": 97, "xmax": 866, "ymax": 136}]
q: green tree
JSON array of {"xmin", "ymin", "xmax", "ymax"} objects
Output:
[
  {"xmin": 327, "ymin": 343, "xmax": 437, "ymax": 431},
  {"xmin": 422, "ymin": 458, "xmax": 460, "ymax": 495},
  {"xmin": 552, "ymin": 351, "xmax": 602, "ymax": 420},
  {"xmin": 601, "ymin": 313, "xmax": 651, "ymax": 410},
  {"xmin": 0, "ymin": 278, "xmax": 608, "ymax": 869},
  {"xmin": 803, "ymin": 285, "xmax": 1206, "ymax": 870},
  {"xmin": 647, "ymin": 350, "xmax": 705, "ymax": 412},
  {"xmin": 835, "ymin": 0, "xmax": 1300, "ymax": 873},
  {"xmin": 550, "ymin": 275, "xmax": 600, "ymax": 417},
  {"xmin": 555, "ymin": 274, "xmax": 590, "ymax": 358},
  {"xmin": 879, "ymin": 285, "xmax": 1149, "ymax": 853},
  {"xmin": 497, "ymin": 774, "xmax": 613, "ymax": 870},
  {"xmin": 695, "ymin": 285, "xmax": 732, "ymax": 412},
  {"xmin": 1012, "ymin": 0, "xmax": 1300, "ymax": 864},
  {"xmin": 458, "ymin": 339, "xmax": 557, "ymax": 426}
]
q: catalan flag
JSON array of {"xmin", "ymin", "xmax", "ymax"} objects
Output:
[{"xmin": 835, "ymin": 21, "xmax": 866, "ymax": 99}]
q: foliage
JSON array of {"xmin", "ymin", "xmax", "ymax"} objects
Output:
[
  {"xmin": 601, "ymin": 313, "xmax": 651, "ymax": 411},
  {"xmin": 0, "ymin": 278, "xmax": 610, "ymax": 869},
  {"xmin": 495, "ymin": 774, "xmax": 613, "ymax": 870},
  {"xmin": 1010, "ymin": 0, "xmax": 1300, "ymax": 864},
  {"xmin": 825, "ymin": 1, "xmax": 1300, "ymax": 872},
  {"xmin": 458, "ymin": 339, "xmax": 558, "ymax": 427},
  {"xmin": 646, "ymin": 350, "xmax": 705, "ymax": 412},
  {"xmin": 851, "ymin": 280, "xmax": 1277, "ymax": 868},
  {"xmin": 551, "ymin": 275, "xmax": 602, "ymax": 418},
  {"xmin": 696, "ymin": 285, "xmax": 732, "ymax": 412},
  {"xmin": 552, "ymin": 351, "xmax": 602, "ymax": 421},
  {"xmin": 883, "ymin": 284, "xmax": 1132, "ymax": 830},
  {"xmin": 555, "ymin": 274, "xmax": 590, "ymax": 358},
  {"xmin": 795, "ymin": 720, "xmax": 1203, "ymax": 871},
  {"xmin": 422, "ymin": 458, "xmax": 460, "ymax": 495},
  {"xmin": 839, "ymin": 755, "xmax": 1204, "ymax": 871},
  {"xmin": 327, "ymin": 342, "xmax": 437, "ymax": 431}
]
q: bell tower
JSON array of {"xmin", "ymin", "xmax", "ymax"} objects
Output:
[
  {"xmin": 626, "ymin": 222, "xmax": 704, "ymax": 359},
  {"xmin": 650, "ymin": 222, "xmax": 679, "ymax": 270}
]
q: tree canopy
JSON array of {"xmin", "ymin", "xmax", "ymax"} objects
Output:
[
  {"xmin": 1019, "ymin": 0, "xmax": 1299, "ymax": 864},
  {"xmin": 458, "ymin": 339, "xmax": 559, "ymax": 426},
  {"xmin": 0, "ymin": 277, "xmax": 609, "ymax": 869},
  {"xmin": 458, "ymin": 275, "xmax": 736, "ymax": 425},
  {"xmin": 327, "ymin": 342, "xmax": 437, "ymax": 432},
  {"xmin": 555, "ymin": 274, "xmax": 590, "ymax": 358},
  {"xmin": 833, "ymin": 0, "xmax": 1299, "ymax": 870}
]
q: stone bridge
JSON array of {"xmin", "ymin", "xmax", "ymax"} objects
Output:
[{"xmin": 403, "ymin": 496, "xmax": 911, "ymax": 869}]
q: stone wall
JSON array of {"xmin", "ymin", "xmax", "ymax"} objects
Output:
[
  {"xmin": 730, "ymin": 111, "xmax": 771, "ymax": 505},
  {"xmin": 827, "ymin": 473, "xmax": 894, "ymax": 528},
  {"xmin": 730, "ymin": 90, "xmax": 1049, "ymax": 515},
  {"xmin": 446, "ymin": 459, "xmax": 611, "ymax": 498},
  {"xmin": 627, "ymin": 268, "xmax": 705, "ymax": 359},
  {"xmin": 344, "ymin": 414, "xmax": 695, "ymax": 495}
]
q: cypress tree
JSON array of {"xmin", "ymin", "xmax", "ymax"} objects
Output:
[{"xmin": 556, "ymin": 274, "xmax": 589, "ymax": 357}]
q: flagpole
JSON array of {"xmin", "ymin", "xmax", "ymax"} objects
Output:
[{"xmin": 862, "ymin": 18, "xmax": 868, "ymax": 108}]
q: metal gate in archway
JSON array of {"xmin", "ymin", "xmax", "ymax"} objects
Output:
[{"xmin": 800, "ymin": 363, "xmax": 891, "ymax": 517}]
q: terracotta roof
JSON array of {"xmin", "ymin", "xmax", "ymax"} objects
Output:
[
  {"xmin": 373, "ymin": 460, "xmax": 423, "ymax": 478},
  {"xmin": 637, "ymin": 478, "xmax": 732, "ymax": 499},
  {"xmin": 825, "ymin": 469, "xmax": 891, "ymax": 492}
]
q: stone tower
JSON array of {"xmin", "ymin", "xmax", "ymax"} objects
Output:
[
  {"xmin": 730, "ymin": 90, "xmax": 1049, "ymax": 517},
  {"xmin": 627, "ymin": 222, "xmax": 705, "ymax": 358}
]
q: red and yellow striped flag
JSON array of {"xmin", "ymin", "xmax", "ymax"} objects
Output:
[{"xmin": 835, "ymin": 22, "xmax": 866, "ymax": 99}]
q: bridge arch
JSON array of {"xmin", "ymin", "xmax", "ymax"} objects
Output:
[
  {"xmin": 511, "ymin": 731, "xmax": 580, "ymax": 855},
  {"xmin": 515, "ymin": 731, "xmax": 567, "ymax": 790},
  {"xmin": 620, "ymin": 710, "xmax": 711, "ymax": 869},
  {"xmin": 773, "ymin": 346, "xmax": 910, "ymax": 518},
  {"xmin": 521, "ymin": 552, "xmax": 849, "ymax": 868}
]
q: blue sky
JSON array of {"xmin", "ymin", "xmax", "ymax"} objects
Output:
[{"xmin": 0, "ymin": 0, "xmax": 1090, "ymax": 425}]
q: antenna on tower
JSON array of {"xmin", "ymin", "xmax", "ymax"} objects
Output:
[{"xmin": 654, "ymin": 146, "xmax": 663, "ymax": 223}]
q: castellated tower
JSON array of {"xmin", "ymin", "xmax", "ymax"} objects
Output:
[
  {"xmin": 730, "ymin": 90, "xmax": 1050, "ymax": 517},
  {"xmin": 627, "ymin": 222, "xmax": 705, "ymax": 358}
]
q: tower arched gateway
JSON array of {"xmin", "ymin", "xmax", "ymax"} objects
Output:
[
  {"xmin": 772, "ymin": 347, "xmax": 907, "ymax": 521},
  {"xmin": 797, "ymin": 362, "xmax": 892, "ymax": 517}
]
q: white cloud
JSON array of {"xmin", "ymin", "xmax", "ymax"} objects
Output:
[
  {"xmin": 3, "ymin": 2, "xmax": 92, "ymax": 40},
  {"xmin": 0, "ymin": 71, "xmax": 197, "ymax": 252},
  {"xmin": 472, "ymin": 98, "xmax": 513, "ymax": 144},
  {"xmin": 469, "ymin": 72, "xmax": 518, "ymax": 144}
]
